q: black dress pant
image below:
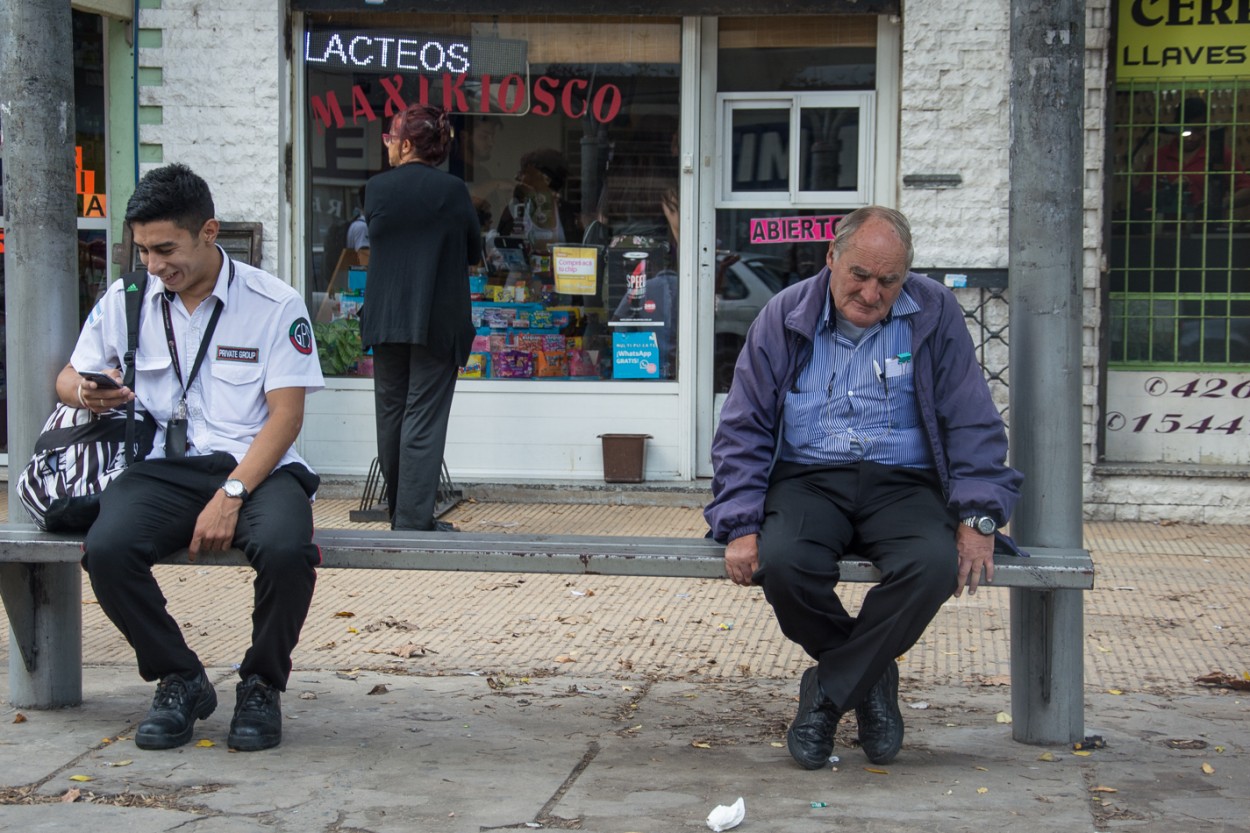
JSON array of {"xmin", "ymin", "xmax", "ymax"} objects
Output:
[
  {"xmin": 371, "ymin": 342, "xmax": 458, "ymax": 530},
  {"xmin": 756, "ymin": 461, "xmax": 958, "ymax": 713},
  {"xmin": 82, "ymin": 453, "xmax": 319, "ymax": 690}
]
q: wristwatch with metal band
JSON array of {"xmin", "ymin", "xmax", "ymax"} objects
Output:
[
  {"xmin": 961, "ymin": 515, "xmax": 997, "ymax": 535},
  {"xmin": 221, "ymin": 478, "xmax": 249, "ymax": 501}
]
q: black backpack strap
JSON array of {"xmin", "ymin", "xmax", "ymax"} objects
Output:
[{"xmin": 120, "ymin": 269, "xmax": 149, "ymax": 466}]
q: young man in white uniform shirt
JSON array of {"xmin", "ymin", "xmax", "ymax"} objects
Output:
[{"xmin": 58, "ymin": 164, "xmax": 324, "ymax": 752}]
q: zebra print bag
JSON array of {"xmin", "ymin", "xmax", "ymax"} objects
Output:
[
  {"xmin": 15, "ymin": 268, "xmax": 153, "ymax": 532},
  {"xmin": 16, "ymin": 403, "xmax": 157, "ymax": 532}
]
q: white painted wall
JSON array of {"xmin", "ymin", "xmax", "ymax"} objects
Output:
[{"xmin": 136, "ymin": 1, "xmax": 285, "ymax": 274}]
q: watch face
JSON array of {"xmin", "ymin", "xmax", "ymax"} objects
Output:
[
  {"xmin": 223, "ymin": 480, "xmax": 245, "ymax": 498},
  {"xmin": 977, "ymin": 517, "xmax": 997, "ymax": 535}
]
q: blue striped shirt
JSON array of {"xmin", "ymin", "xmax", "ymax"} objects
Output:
[{"xmin": 779, "ymin": 286, "xmax": 932, "ymax": 468}]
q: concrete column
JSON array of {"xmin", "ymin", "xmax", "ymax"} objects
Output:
[
  {"xmin": 0, "ymin": 0, "xmax": 84, "ymax": 707},
  {"xmin": 1007, "ymin": 0, "xmax": 1087, "ymax": 744}
]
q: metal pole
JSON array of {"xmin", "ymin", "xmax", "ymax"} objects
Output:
[
  {"xmin": 1008, "ymin": 0, "xmax": 1086, "ymax": 744},
  {"xmin": 0, "ymin": 0, "xmax": 83, "ymax": 707}
]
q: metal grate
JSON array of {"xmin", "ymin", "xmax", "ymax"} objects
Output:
[
  {"xmin": 958, "ymin": 287, "xmax": 1011, "ymax": 420},
  {"xmin": 1108, "ymin": 82, "xmax": 1250, "ymax": 369}
]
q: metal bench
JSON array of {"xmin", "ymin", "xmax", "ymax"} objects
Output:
[{"xmin": 0, "ymin": 524, "xmax": 1093, "ymax": 744}]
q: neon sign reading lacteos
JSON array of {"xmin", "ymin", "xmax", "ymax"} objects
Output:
[
  {"xmin": 307, "ymin": 32, "xmax": 473, "ymax": 74},
  {"xmin": 306, "ymin": 29, "xmax": 529, "ymax": 76}
]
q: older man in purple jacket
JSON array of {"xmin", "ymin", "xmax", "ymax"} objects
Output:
[{"xmin": 705, "ymin": 206, "xmax": 1023, "ymax": 770}]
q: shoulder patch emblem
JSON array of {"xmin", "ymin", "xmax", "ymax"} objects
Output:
[{"xmin": 289, "ymin": 318, "xmax": 314, "ymax": 355}]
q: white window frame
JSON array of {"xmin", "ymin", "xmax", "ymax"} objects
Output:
[{"xmin": 715, "ymin": 90, "xmax": 876, "ymax": 208}]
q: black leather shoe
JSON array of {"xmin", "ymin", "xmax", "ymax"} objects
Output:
[
  {"xmin": 856, "ymin": 659, "xmax": 904, "ymax": 764},
  {"xmin": 135, "ymin": 669, "xmax": 217, "ymax": 750},
  {"xmin": 786, "ymin": 666, "xmax": 842, "ymax": 770},
  {"xmin": 227, "ymin": 675, "xmax": 282, "ymax": 752}
]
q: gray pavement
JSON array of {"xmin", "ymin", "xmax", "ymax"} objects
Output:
[{"xmin": 2, "ymin": 498, "xmax": 1248, "ymax": 832}]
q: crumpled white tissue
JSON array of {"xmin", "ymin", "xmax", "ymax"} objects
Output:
[{"xmin": 706, "ymin": 796, "xmax": 746, "ymax": 832}]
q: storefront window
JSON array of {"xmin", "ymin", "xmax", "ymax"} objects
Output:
[
  {"xmin": 303, "ymin": 15, "xmax": 682, "ymax": 381},
  {"xmin": 0, "ymin": 11, "xmax": 109, "ymax": 453},
  {"xmin": 1108, "ymin": 83, "xmax": 1250, "ymax": 368},
  {"xmin": 712, "ymin": 16, "xmax": 877, "ymax": 392}
]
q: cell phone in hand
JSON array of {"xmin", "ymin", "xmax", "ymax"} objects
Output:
[{"xmin": 79, "ymin": 370, "xmax": 122, "ymax": 389}]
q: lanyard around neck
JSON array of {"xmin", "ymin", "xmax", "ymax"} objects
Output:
[{"xmin": 160, "ymin": 258, "xmax": 234, "ymax": 399}]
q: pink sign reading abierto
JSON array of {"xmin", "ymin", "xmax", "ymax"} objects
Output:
[{"xmin": 749, "ymin": 215, "xmax": 844, "ymax": 244}]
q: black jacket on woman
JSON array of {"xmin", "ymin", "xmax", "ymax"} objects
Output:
[{"xmin": 361, "ymin": 162, "xmax": 482, "ymax": 365}]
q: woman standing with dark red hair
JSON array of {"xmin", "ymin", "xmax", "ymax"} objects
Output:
[{"xmin": 362, "ymin": 103, "xmax": 481, "ymax": 530}]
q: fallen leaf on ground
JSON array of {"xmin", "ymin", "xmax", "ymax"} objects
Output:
[
  {"xmin": 367, "ymin": 684, "xmax": 390, "ymax": 695},
  {"xmin": 299, "ymin": 691, "xmax": 318, "ymax": 700},
  {"xmin": 1038, "ymin": 752, "xmax": 1056, "ymax": 762},
  {"xmin": 1107, "ymin": 689, "xmax": 1124, "ymax": 695},
  {"xmin": 362, "ymin": 616, "xmax": 420, "ymax": 632},
  {"xmin": 366, "ymin": 643, "xmax": 430, "ymax": 659},
  {"xmin": 68, "ymin": 775, "xmax": 93, "ymax": 782},
  {"xmin": 333, "ymin": 611, "xmax": 356, "ymax": 618},
  {"xmin": 974, "ymin": 766, "xmax": 989, "ymax": 771},
  {"xmin": 103, "ymin": 759, "xmax": 133, "ymax": 767},
  {"xmin": 196, "ymin": 739, "xmax": 215, "ymax": 748},
  {"xmin": 1090, "ymin": 786, "xmax": 1118, "ymax": 793},
  {"xmin": 1194, "ymin": 671, "xmax": 1250, "ymax": 691},
  {"xmin": 12, "ymin": 713, "xmax": 26, "ymax": 724},
  {"xmin": 62, "ymin": 788, "xmax": 80, "ymax": 803},
  {"xmin": 770, "ymin": 742, "xmax": 785, "ymax": 748},
  {"xmin": 976, "ymin": 787, "xmax": 988, "ymax": 794},
  {"xmin": 1166, "ymin": 738, "xmax": 1207, "ymax": 750},
  {"xmin": 554, "ymin": 655, "xmax": 577, "ymax": 663},
  {"xmin": 1202, "ymin": 762, "xmax": 1215, "ymax": 774},
  {"xmin": 692, "ymin": 741, "xmax": 712, "ymax": 749},
  {"xmin": 864, "ymin": 767, "xmax": 888, "ymax": 775},
  {"xmin": 995, "ymin": 712, "xmax": 1012, "ymax": 724},
  {"xmin": 1073, "ymin": 750, "xmax": 1092, "ymax": 757}
]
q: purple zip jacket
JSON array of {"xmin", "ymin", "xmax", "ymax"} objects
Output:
[{"xmin": 705, "ymin": 268, "xmax": 1023, "ymax": 545}]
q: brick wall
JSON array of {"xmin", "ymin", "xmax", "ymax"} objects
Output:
[{"xmin": 136, "ymin": 0, "xmax": 285, "ymax": 275}]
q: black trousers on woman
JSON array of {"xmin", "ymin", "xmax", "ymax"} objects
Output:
[
  {"xmin": 755, "ymin": 461, "xmax": 959, "ymax": 713},
  {"xmin": 371, "ymin": 342, "xmax": 458, "ymax": 530},
  {"xmin": 82, "ymin": 453, "xmax": 320, "ymax": 689}
]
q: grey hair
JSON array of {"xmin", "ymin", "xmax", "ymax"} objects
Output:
[{"xmin": 830, "ymin": 206, "xmax": 914, "ymax": 272}]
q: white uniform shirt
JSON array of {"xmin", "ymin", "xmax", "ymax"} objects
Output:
[{"xmin": 72, "ymin": 249, "xmax": 324, "ymax": 471}]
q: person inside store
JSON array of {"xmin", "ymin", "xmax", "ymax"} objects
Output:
[
  {"xmin": 362, "ymin": 102, "xmax": 481, "ymax": 531},
  {"xmin": 704, "ymin": 206, "xmax": 1023, "ymax": 770},
  {"xmin": 1132, "ymin": 97, "xmax": 1250, "ymax": 227},
  {"xmin": 346, "ymin": 183, "xmax": 370, "ymax": 256},
  {"xmin": 497, "ymin": 147, "xmax": 582, "ymax": 254},
  {"xmin": 61, "ymin": 163, "xmax": 325, "ymax": 752}
]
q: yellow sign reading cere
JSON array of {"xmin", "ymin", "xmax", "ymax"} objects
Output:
[{"xmin": 1117, "ymin": 0, "xmax": 1250, "ymax": 80}]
